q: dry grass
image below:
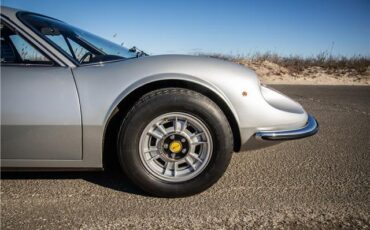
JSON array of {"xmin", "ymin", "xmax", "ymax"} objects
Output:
[
  {"xmin": 198, "ymin": 52, "xmax": 370, "ymax": 85},
  {"xmin": 201, "ymin": 52, "xmax": 370, "ymax": 74}
]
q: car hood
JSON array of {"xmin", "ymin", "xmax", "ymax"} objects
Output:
[{"xmin": 119, "ymin": 54, "xmax": 259, "ymax": 84}]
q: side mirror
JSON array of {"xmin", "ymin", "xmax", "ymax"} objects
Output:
[{"xmin": 129, "ymin": 46, "xmax": 137, "ymax": 53}]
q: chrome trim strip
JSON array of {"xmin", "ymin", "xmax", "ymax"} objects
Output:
[{"xmin": 255, "ymin": 115, "xmax": 319, "ymax": 141}]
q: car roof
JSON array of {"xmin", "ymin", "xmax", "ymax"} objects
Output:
[
  {"xmin": 1, "ymin": 6, "xmax": 64, "ymax": 24},
  {"xmin": 1, "ymin": 6, "xmax": 20, "ymax": 17}
]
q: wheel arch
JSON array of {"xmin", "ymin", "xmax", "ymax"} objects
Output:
[{"xmin": 102, "ymin": 78, "xmax": 242, "ymax": 168}]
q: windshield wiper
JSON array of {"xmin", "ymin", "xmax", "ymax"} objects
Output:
[{"xmin": 129, "ymin": 46, "xmax": 148, "ymax": 57}]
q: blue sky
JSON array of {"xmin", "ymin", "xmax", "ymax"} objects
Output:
[{"xmin": 2, "ymin": 0, "xmax": 369, "ymax": 57}]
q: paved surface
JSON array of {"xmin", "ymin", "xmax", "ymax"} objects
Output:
[{"xmin": 1, "ymin": 85, "xmax": 370, "ymax": 229}]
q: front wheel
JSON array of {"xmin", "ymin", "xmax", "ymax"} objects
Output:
[{"xmin": 118, "ymin": 88, "xmax": 233, "ymax": 197}]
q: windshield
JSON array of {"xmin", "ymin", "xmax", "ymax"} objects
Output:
[{"xmin": 19, "ymin": 13, "xmax": 137, "ymax": 64}]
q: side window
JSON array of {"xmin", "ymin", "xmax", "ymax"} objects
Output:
[
  {"xmin": 46, "ymin": 34, "xmax": 72, "ymax": 56},
  {"xmin": 67, "ymin": 38, "xmax": 89, "ymax": 61},
  {"xmin": 43, "ymin": 32, "xmax": 90, "ymax": 62},
  {"xmin": 1, "ymin": 22, "xmax": 52, "ymax": 65}
]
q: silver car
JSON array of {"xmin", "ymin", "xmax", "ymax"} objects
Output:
[{"xmin": 1, "ymin": 7, "xmax": 318, "ymax": 197}]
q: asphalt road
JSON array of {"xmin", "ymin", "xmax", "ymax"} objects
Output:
[{"xmin": 1, "ymin": 85, "xmax": 370, "ymax": 229}]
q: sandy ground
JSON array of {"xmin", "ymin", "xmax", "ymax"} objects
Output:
[{"xmin": 237, "ymin": 60, "xmax": 370, "ymax": 85}]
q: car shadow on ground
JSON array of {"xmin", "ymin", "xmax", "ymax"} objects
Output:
[{"xmin": 0, "ymin": 167, "xmax": 147, "ymax": 196}]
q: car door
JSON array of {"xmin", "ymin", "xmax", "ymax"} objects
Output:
[{"xmin": 0, "ymin": 20, "xmax": 82, "ymax": 162}]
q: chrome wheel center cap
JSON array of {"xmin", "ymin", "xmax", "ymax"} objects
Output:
[{"xmin": 169, "ymin": 141, "xmax": 182, "ymax": 153}]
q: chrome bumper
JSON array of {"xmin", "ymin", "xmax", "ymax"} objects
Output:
[{"xmin": 255, "ymin": 115, "xmax": 319, "ymax": 141}]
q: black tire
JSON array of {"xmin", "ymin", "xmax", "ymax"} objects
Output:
[{"xmin": 118, "ymin": 88, "xmax": 233, "ymax": 197}]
